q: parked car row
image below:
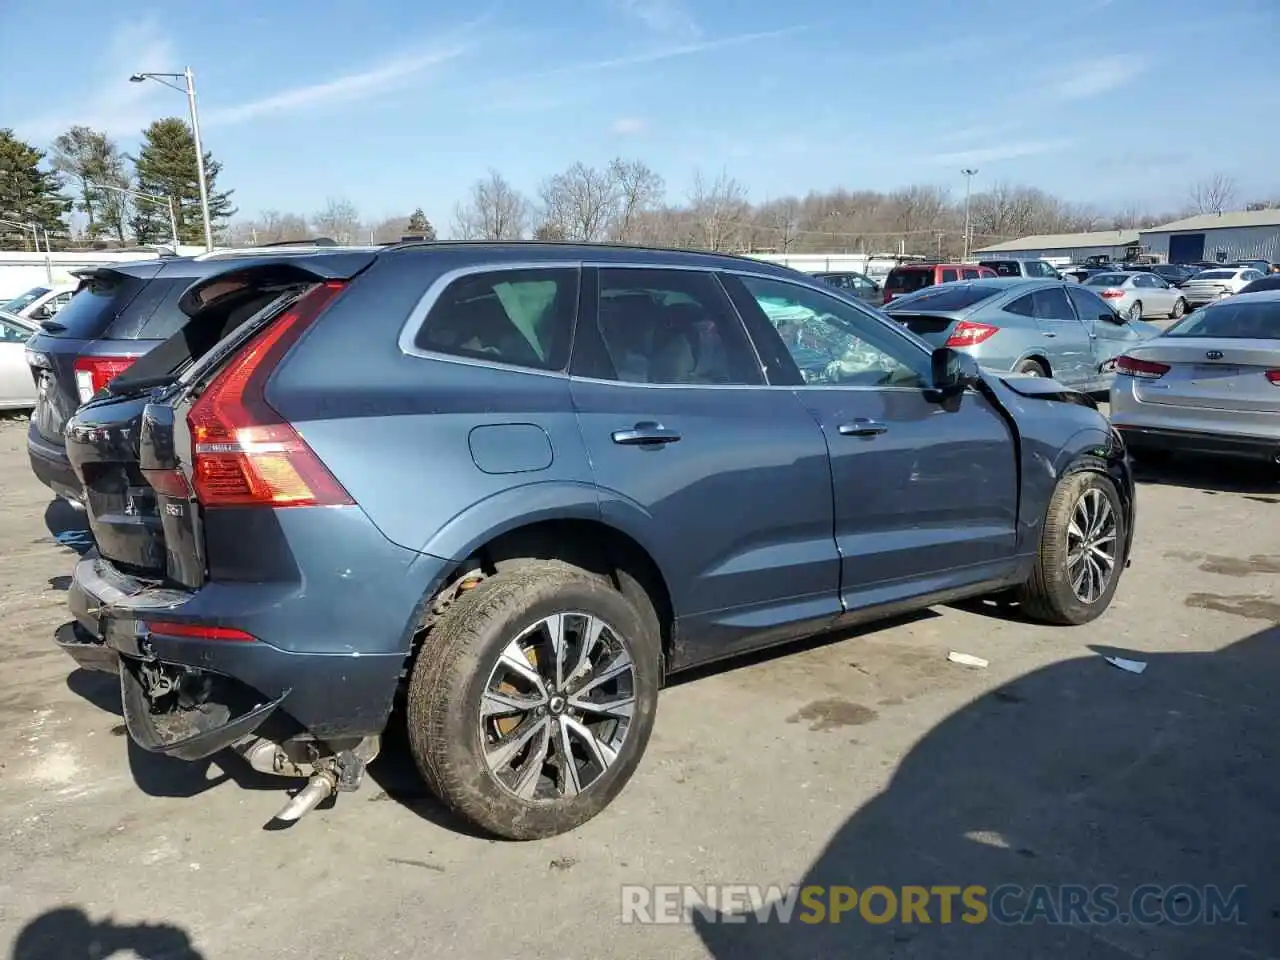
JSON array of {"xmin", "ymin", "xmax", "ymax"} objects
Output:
[{"xmin": 28, "ymin": 240, "xmax": 1137, "ymax": 840}]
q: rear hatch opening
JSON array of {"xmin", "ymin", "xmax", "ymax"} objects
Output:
[{"xmin": 63, "ymin": 260, "xmax": 370, "ymax": 593}]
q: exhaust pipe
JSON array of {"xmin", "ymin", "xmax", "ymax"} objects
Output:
[{"xmin": 274, "ymin": 771, "xmax": 337, "ymax": 823}]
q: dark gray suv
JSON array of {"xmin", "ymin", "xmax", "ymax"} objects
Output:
[{"xmin": 53, "ymin": 242, "xmax": 1135, "ymax": 839}]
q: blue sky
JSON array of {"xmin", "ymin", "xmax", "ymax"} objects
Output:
[{"xmin": 3, "ymin": 0, "xmax": 1277, "ymax": 229}]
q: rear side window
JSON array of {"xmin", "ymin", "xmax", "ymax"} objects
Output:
[
  {"xmin": 886, "ymin": 268, "xmax": 932, "ymax": 292},
  {"xmin": 584, "ymin": 268, "xmax": 762, "ymax": 385},
  {"xmin": 982, "ymin": 261, "xmax": 1022, "ymax": 277},
  {"xmin": 961, "ymin": 268, "xmax": 981, "ymax": 279},
  {"xmin": 941, "ymin": 268, "xmax": 958, "ymax": 282},
  {"xmin": 413, "ymin": 267, "xmax": 578, "ymax": 371}
]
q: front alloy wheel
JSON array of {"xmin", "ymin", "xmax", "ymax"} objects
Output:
[{"xmin": 1065, "ymin": 487, "xmax": 1118, "ymax": 604}]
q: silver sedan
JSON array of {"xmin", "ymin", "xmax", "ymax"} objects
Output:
[
  {"xmin": 1082, "ymin": 271, "xmax": 1188, "ymax": 325},
  {"xmin": 1109, "ymin": 290, "xmax": 1280, "ymax": 464},
  {"xmin": 0, "ymin": 310, "xmax": 39, "ymax": 410}
]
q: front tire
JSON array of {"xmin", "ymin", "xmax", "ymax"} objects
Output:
[
  {"xmin": 1016, "ymin": 470, "xmax": 1126, "ymax": 625},
  {"xmin": 1127, "ymin": 301, "xmax": 1143, "ymax": 322},
  {"xmin": 406, "ymin": 560, "xmax": 661, "ymax": 840},
  {"xmin": 1170, "ymin": 297, "xmax": 1186, "ymax": 319}
]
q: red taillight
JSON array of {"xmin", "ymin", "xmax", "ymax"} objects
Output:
[
  {"xmin": 944, "ymin": 320, "xmax": 1000, "ymax": 347},
  {"xmin": 186, "ymin": 281, "xmax": 353, "ymax": 508},
  {"xmin": 1115, "ymin": 355, "xmax": 1170, "ymax": 380},
  {"xmin": 1099, "ymin": 289, "xmax": 1124, "ymax": 299},
  {"xmin": 144, "ymin": 620, "xmax": 256, "ymax": 642},
  {"xmin": 73, "ymin": 355, "xmax": 137, "ymax": 403},
  {"xmin": 1265, "ymin": 370, "xmax": 1280, "ymax": 385}
]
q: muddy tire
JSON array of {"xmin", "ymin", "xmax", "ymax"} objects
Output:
[
  {"xmin": 1015, "ymin": 470, "xmax": 1126, "ymax": 625},
  {"xmin": 406, "ymin": 560, "xmax": 661, "ymax": 840}
]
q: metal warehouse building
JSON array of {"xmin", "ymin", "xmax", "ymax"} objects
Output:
[
  {"xmin": 973, "ymin": 229, "xmax": 1140, "ymax": 262},
  {"xmin": 1138, "ymin": 209, "xmax": 1280, "ymax": 264}
]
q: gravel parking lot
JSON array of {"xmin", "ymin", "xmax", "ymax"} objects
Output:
[{"xmin": 0, "ymin": 410, "xmax": 1277, "ymax": 960}]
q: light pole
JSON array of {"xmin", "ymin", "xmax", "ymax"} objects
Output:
[
  {"xmin": 961, "ymin": 168, "xmax": 978, "ymax": 261},
  {"xmin": 129, "ymin": 67, "xmax": 214, "ymax": 251},
  {"xmin": 88, "ymin": 182, "xmax": 179, "ymax": 250}
]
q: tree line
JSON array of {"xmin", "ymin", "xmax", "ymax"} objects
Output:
[{"xmin": 2, "ymin": 122, "xmax": 1276, "ymax": 257}]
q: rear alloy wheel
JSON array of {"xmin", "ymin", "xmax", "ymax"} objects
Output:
[
  {"xmin": 1171, "ymin": 298, "xmax": 1186, "ymax": 319},
  {"xmin": 1127, "ymin": 301, "xmax": 1143, "ymax": 322},
  {"xmin": 1014, "ymin": 358, "xmax": 1048, "ymax": 377},
  {"xmin": 406, "ymin": 560, "xmax": 660, "ymax": 840},
  {"xmin": 1016, "ymin": 470, "xmax": 1126, "ymax": 625}
]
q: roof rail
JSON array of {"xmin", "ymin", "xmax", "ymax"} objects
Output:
[{"xmin": 257, "ymin": 237, "xmax": 338, "ymax": 247}]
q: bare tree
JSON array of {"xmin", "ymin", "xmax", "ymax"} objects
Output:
[
  {"xmin": 1189, "ymin": 174, "xmax": 1237, "ymax": 215},
  {"xmin": 451, "ymin": 170, "xmax": 529, "ymax": 240},
  {"xmin": 608, "ymin": 158, "xmax": 665, "ymax": 243},
  {"xmin": 754, "ymin": 197, "xmax": 801, "ymax": 251},
  {"xmin": 538, "ymin": 162, "xmax": 618, "ymax": 242},
  {"xmin": 368, "ymin": 215, "xmax": 411, "ymax": 243},
  {"xmin": 688, "ymin": 170, "xmax": 750, "ymax": 252},
  {"xmin": 312, "ymin": 198, "xmax": 361, "ymax": 242}
]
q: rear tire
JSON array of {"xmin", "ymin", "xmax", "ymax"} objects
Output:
[
  {"xmin": 406, "ymin": 560, "xmax": 661, "ymax": 840},
  {"xmin": 1014, "ymin": 358, "xmax": 1048, "ymax": 377},
  {"xmin": 1016, "ymin": 470, "xmax": 1126, "ymax": 626}
]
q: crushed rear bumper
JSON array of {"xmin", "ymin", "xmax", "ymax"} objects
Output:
[{"xmin": 55, "ymin": 552, "xmax": 409, "ymax": 761}]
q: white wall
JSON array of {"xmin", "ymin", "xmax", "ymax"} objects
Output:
[{"xmin": 0, "ymin": 248, "xmax": 204, "ymax": 297}]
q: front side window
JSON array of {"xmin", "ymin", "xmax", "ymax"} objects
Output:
[
  {"xmin": 414, "ymin": 267, "xmax": 578, "ymax": 371},
  {"xmin": 589, "ymin": 268, "xmax": 761, "ymax": 385},
  {"xmin": 0, "ymin": 318, "xmax": 32, "ymax": 342},
  {"xmin": 732, "ymin": 275, "xmax": 929, "ymax": 388},
  {"xmin": 0, "ymin": 287, "xmax": 49, "ymax": 313},
  {"xmin": 1067, "ymin": 285, "xmax": 1118, "ymax": 324}
]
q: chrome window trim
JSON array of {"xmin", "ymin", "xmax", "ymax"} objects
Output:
[{"xmin": 396, "ymin": 256, "xmax": 944, "ymax": 390}]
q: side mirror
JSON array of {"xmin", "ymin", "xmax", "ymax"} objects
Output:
[{"xmin": 930, "ymin": 347, "xmax": 981, "ymax": 396}]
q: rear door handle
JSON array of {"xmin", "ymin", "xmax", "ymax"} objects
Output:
[
  {"xmin": 612, "ymin": 422, "xmax": 681, "ymax": 445},
  {"xmin": 837, "ymin": 418, "xmax": 888, "ymax": 437}
]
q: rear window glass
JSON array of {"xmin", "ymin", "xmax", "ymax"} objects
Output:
[
  {"xmin": 885, "ymin": 283, "xmax": 1004, "ymax": 312},
  {"xmin": 981, "ymin": 261, "xmax": 1022, "ymax": 277},
  {"xmin": 886, "ymin": 268, "xmax": 933, "ymax": 292},
  {"xmin": 32, "ymin": 269, "xmax": 157, "ymax": 339},
  {"xmin": 1166, "ymin": 301, "xmax": 1280, "ymax": 339},
  {"xmin": 0, "ymin": 286, "xmax": 50, "ymax": 312},
  {"xmin": 413, "ymin": 267, "xmax": 578, "ymax": 370},
  {"xmin": 1085, "ymin": 274, "xmax": 1129, "ymax": 286},
  {"xmin": 1195, "ymin": 270, "xmax": 1236, "ymax": 280}
]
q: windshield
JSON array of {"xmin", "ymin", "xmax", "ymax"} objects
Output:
[
  {"xmin": 1194, "ymin": 270, "xmax": 1237, "ymax": 280},
  {"xmin": 1086, "ymin": 274, "xmax": 1129, "ymax": 286},
  {"xmin": 1165, "ymin": 300, "xmax": 1280, "ymax": 339},
  {"xmin": 0, "ymin": 286, "xmax": 50, "ymax": 312},
  {"xmin": 885, "ymin": 283, "xmax": 1005, "ymax": 312}
]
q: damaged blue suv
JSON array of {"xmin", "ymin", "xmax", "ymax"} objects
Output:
[{"xmin": 54, "ymin": 242, "xmax": 1135, "ymax": 839}]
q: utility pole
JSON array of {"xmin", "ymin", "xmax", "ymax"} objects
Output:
[{"xmin": 961, "ymin": 168, "xmax": 978, "ymax": 261}]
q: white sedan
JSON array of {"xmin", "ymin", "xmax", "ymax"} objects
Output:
[
  {"xmin": 0, "ymin": 284, "xmax": 77, "ymax": 321},
  {"xmin": 0, "ymin": 309, "xmax": 39, "ymax": 410}
]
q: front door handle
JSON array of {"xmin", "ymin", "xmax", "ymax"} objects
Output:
[
  {"xmin": 612, "ymin": 422, "xmax": 681, "ymax": 445},
  {"xmin": 837, "ymin": 418, "xmax": 888, "ymax": 437},
  {"xmin": 1042, "ymin": 331, "xmax": 1057, "ymax": 338}
]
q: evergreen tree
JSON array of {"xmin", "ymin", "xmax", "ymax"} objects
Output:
[
  {"xmin": 406, "ymin": 207, "xmax": 436, "ymax": 240},
  {"xmin": 0, "ymin": 129, "xmax": 71, "ymax": 248},
  {"xmin": 130, "ymin": 117, "xmax": 235, "ymax": 244}
]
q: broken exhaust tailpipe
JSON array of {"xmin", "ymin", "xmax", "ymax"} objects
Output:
[
  {"xmin": 234, "ymin": 734, "xmax": 381, "ymax": 825},
  {"xmin": 275, "ymin": 770, "xmax": 337, "ymax": 823}
]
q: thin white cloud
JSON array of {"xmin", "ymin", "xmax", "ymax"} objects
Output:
[
  {"xmin": 611, "ymin": 117, "xmax": 648, "ymax": 135},
  {"xmin": 921, "ymin": 139, "xmax": 1073, "ymax": 166},
  {"xmin": 204, "ymin": 46, "xmax": 471, "ymax": 126},
  {"xmin": 15, "ymin": 17, "xmax": 180, "ymax": 141},
  {"xmin": 529, "ymin": 24, "xmax": 810, "ymax": 80},
  {"xmin": 1050, "ymin": 55, "xmax": 1147, "ymax": 100},
  {"xmin": 612, "ymin": 0, "xmax": 703, "ymax": 41}
]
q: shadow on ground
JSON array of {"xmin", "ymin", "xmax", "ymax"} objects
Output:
[
  {"xmin": 694, "ymin": 625, "xmax": 1280, "ymax": 959},
  {"xmin": 43, "ymin": 499, "xmax": 93, "ymax": 556},
  {"xmin": 1132, "ymin": 455, "xmax": 1279, "ymax": 497},
  {"xmin": 10, "ymin": 906, "xmax": 203, "ymax": 959}
]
